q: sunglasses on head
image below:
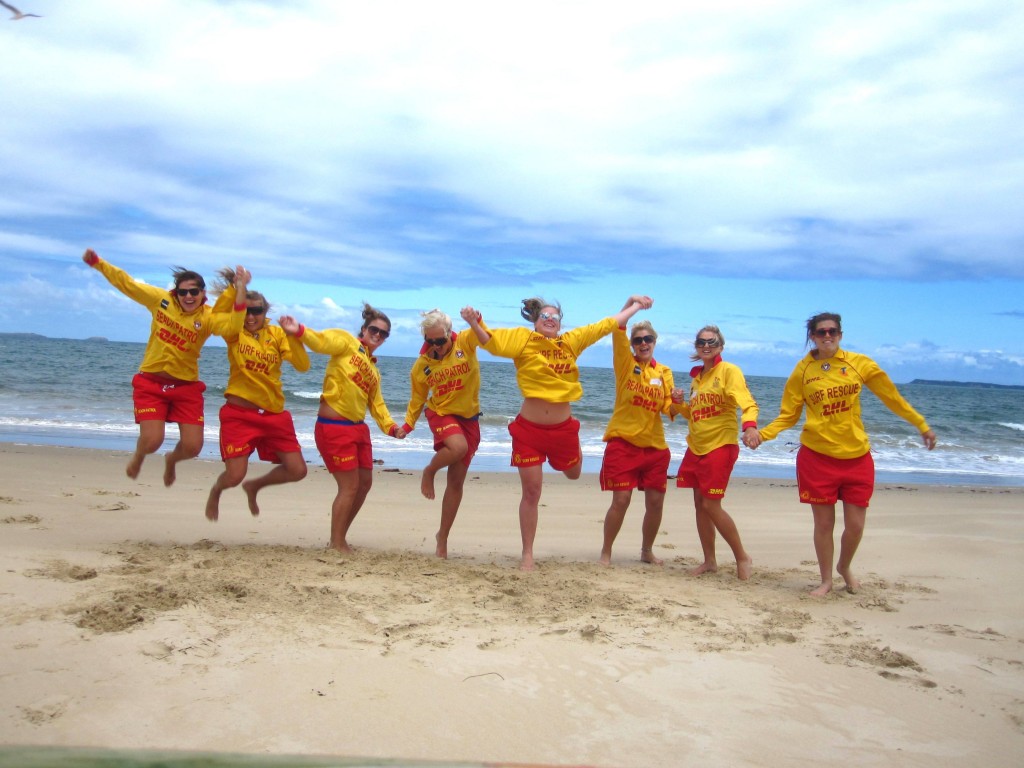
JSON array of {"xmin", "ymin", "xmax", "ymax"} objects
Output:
[
  {"xmin": 631, "ymin": 335, "xmax": 656, "ymax": 345},
  {"xmin": 695, "ymin": 338, "xmax": 721, "ymax": 348},
  {"xmin": 246, "ymin": 306, "xmax": 265, "ymax": 316},
  {"xmin": 424, "ymin": 336, "xmax": 448, "ymax": 346},
  {"xmin": 538, "ymin": 311, "xmax": 561, "ymax": 321},
  {"xmin": 813, "ymin": 327, "xmax": 840, "ymax": 338},
  {"xmin": 175, "ymin": 287, "xmax": 203, "ymax": 297},
  {"xmin": 366, "ymin": 325, "xmax": 390, "ymax": 339}
]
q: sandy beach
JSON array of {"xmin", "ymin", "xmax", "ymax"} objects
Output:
[{"xmin": 1, "ymin": 443, "xmax": 1022, "ymax": 767}]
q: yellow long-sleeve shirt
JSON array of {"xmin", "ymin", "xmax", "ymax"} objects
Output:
[
  {"xmin": 679, "ymin": 358, "xmax": 758, "ymax": 456},
  {"xmin": 88, "ymin": 256, "xmax": 244, "ymax": 381},
  {"xmin": 483, "ymin": 317, "xmax": 618, "ymax": 402},
  {"xmin": 223, "ymin": 324, "xmax": 310, "ymax": 412},
  {"xmin": 759, "ymin": 349, "xmax": 930, "ymax": 459},
  {"xmin": 295, "ymin": 326, "xmax": 398, "ymax": 436},
  {"xmin": 403, "ymin": 331, "xmax": 483, "ymax": 431},
  {"xmin": 602, "ymin": 327, "xmax": 675, "ymax": 449}
]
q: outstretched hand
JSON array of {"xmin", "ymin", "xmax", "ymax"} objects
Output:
[
  {"xmin": 460, "ymin": 306, "xmax": 481, "ymax": 324},
  {"xmin": 921, "ymin": 429, "xmax": 937, "ymax": 450},
  {"xmin": 278, "ymin": 315, "xmax": 301, "ymax": 335}
]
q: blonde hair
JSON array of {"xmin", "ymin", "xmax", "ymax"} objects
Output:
[
  {"xmin": 419, "ymin": 309, "xmax": 452, "ymax": 335},
  {"xmin": 630, "ymin": 319, "xmax": 657, "ymax": 341}
]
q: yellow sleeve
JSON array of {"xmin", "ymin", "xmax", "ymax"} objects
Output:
[
  {"xmin": 275, "ymin": 326, "xmax": 309, "ymax": 372},
  {"xmin": 562, "ymin": 317, "xmax": 618, "ymax": 356},
  {"xmin": 367, "ymin": 382, "xmax": 398, "ymax": 436},
  {"xmin": 403, "ymin": 358, "xmax": 430, "ymax": 431},
  {"xmin": 91, "ymin": 257, "xmax": 168, "ymax": 309},
  {"xmin": 299, "ymin": 327, "xmax": 358, "ymax": 357},
  {"xmin": 759, "ymin": 361, "xmax": 806, "ymax": 442},
  {"xmin": 861, "ymin": 361, "xmax": 930, "ymax": 433},
  {"xmin": 483, "ymin": 326, "xmax": 531, "ymax": 359}
]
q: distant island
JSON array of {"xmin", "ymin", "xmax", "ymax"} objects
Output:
[
  {"xmin": 0, "ymin": 332, "xmax": 108, "ymax": 342},
  {"xmin": 910, "ymin": 379, "xmax": 1024, "ymax": 391}
]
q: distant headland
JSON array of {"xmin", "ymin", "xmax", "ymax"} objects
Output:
[{"xmin": 910, "ymin": 379, "xmax": 1024, "ymax": 391}]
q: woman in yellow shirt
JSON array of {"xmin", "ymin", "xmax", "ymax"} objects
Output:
[
  {"xmin": 462, "ymin": 295, "xmax": 651, "ymax": 570},
  {"xmin": 748, "ymin": 312, "xmax": 937, "ymax": 596},
  {"xmin": 281, "ymin": 304, "xmax": 405, "ymax": 553}
]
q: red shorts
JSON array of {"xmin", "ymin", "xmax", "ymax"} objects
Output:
[
  {"xmin": 218, "ymin": 403, "xmax": 301, "ymax": 463},
  {"xmin": 600, "ymin": 438, "xmax": 670, "ymax": 493},
  {"xmin": 508, "ymin": 415, "xmax": 581, "ymax": 471},
  {"xmin": 131, "ymin": 372, "xmax": 206, "ymax": 425},
  {"xmin": 796, "ymin": 445, "xmax": 874, "ymax": 507},
  {"xmin": 425, "ymin": 409, "xmax": 480, "ymax": 467},
  {"xmin": 314, "ymin": 418, "xmax": 373, "ymax": 473},
  {"xmin": 676, "ymin": 444, "xmax": 739, "ymax": 499}
]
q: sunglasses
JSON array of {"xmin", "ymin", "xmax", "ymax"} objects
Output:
[
  {"xmin": 424, "ymin": 336, "xmax": 448, "ymax": 346},
  {"xmin": 813, "ymin": 328, "xmax": 840, "ymax": 338},
  {"xmin": 538, "ymin": 311, "xmax": 561, "ymax": 321},
  {"xmin": 246, "ymin": 306, "xmax": 266, "ymax": 316},
  {"xmin": 695, "ymin": 339, "xmax": 721, "ymax": 348},
  {"xmin": 366, "ymin": 325, "xmax": 390, "ymax": 339},
  {"xmin": 631, "ymin": 335, "xmax": 656, "ymax": 345},
  {"xmin": 175, "ymin": 287, "xmax": 203, "ymax": 297}
]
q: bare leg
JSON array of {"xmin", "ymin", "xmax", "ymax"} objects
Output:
[
  {"xmin": 242, "ymin": 451, "xmax": 308, "ymax": 517},
  {"xmin": 205, "ymin": 455, "xmax": 249, "ymax": 521},
  {"xmin": 599, "ymin": 489, "xmax": 633, "ymax": 566},
  {"xmin": 127, "ymin": 420, "xmax": 165, "ymax": 479},
  {"xmin": 517, "ymin": 464, "xmax": 544, "ymax": 571},
  {"xmin": 436, "ymin": 460, "xmax": 468, "ymax": 558},
  {"xmin": 688, "ymin": 488, "xmax": 718, "ymax": 575},
  {"xmin": 700, "ymin": 495, "xmax": 752, "ymax": 580},
  {"xmin": 328, "ymin": 470, "xmax": 361, "ymax": 553},
  {"xmin": 422, "ymin": 434, "xmax": 468, "ymax": 501},
  {"xmin": 640, "ymin": 489, "xmax": 665, "ymax": 565},
  {"xmin": 836, "ymin": 502, "xmax": 867, "ymax": 593},
  {"xmin": 810, "ymin": 503, "xmax": 838, "ymax": 596},
  {"xmin": 163, "ymin": 423, "xmax": 204, "ymax": 487}
]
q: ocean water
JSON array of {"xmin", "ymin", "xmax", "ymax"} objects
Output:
[{"xmin": 1, "ymin": 335, "xmax": 1022, "ymax": 487}]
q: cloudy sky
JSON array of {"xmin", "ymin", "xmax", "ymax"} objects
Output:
[{"xmin": 2, "ymin": 0, "xmax": 1022, "ymax": 384}]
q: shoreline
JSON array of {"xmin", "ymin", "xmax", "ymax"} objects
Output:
[
  {"xmin": 2, "ymin": 433, "xmax": 1021, "ymax": 489},
  {"xmin": 2, "ymin": 443, "xmax": 1023, "ymax": 766}
]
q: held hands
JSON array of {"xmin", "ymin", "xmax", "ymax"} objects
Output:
[
  {"xmin": 742, "ymin": 427, "xmax": 762, "ymax": 450},
  {"xmin": 670, "ymin": 387, "xmax": 686, "ymax": 405},
  {"xmin": 233, "ymin": 265, "xmax": 251, "ymax": 291},
  {"xmin": 623, "ymin": 294, "xmax": 654, "ymax": 311},
  {"xmin": 460, "ymin": 306, "xmax": 481, "ymax": 325},
  {"xmin": 82, "ymin": 248, "xmax": 99, "ymax": 265},
  {"xmin": 921, "ymin": 429, "xmax": 937, "ymax": 450}
]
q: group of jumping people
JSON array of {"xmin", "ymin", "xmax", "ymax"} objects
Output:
[{"xmin": 82, "ymin": 250, "xmax": 937, "ymax": 596}]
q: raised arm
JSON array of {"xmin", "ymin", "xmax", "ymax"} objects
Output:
[
  {"xmin": 460, "ymin": 306, "xmax": 490, "ymax": 346},
  {"xmin": 612, "ymin": 295, "xmax": 653, "ymax": 327}
]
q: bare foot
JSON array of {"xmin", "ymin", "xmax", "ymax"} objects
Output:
[
  {"xmin": 599, "ymin": 551, "xmax": 612, "ymax": 567},
  {"xmin": 435, "ymin": 532, "xmax": 448, "ymax": 559},
  {"xmin": 242, "ymin": 480, "xmax": 260, "ymax": 517},
  {"xmin": 688, "ymin": 561, "xmax": 717, "ymax": 576},
  {"xmin": 163, "ymin": 455, "xmax": 176, "ymax": 487},
  {"xmin": 519, "ymin": 553, "xmax": 536, "ymax": 572},
  {"xmin": 737, "ymin": 556, "xmax": 753, "ymax": 581},
  {"xmin": 125, "ymin": 453, "xmax": 144, "ymax": 480},
  {"xmin": 640, "ymin": 549, "xmax": 664, "ymax": 566},
  {"xmin": 810, "ymin": 581, "xmax": 833, "ymax": 597},
  {"xmin": 205, "ymin": 488, "xmax": 221, "ymax": 522},
  {"xmin": 329, "ymin": 541, "xmax": 355, "ymax": 555},
  {"xmin": 420, "ymin": 467, "xmax": 437, "ymax": 500},
  {"xmin": 838, "ymin": 565, "xmax": 860, "ymax": 594}
]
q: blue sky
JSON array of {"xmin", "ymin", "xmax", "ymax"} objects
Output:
[{"xmin": 1, "ymin": 0, "xmax": 1022, "ymax": 384}]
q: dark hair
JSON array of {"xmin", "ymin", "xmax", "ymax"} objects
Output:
[
  {"xmin": 520, "ymin": 297, "xmax": 562, "ymax": 323},
  {"xmin": 360, "ymin": 302, "xmax": 391, "ymax": 331},
  {"xmin": 806, "ymin": 312, "xmax": 842, "ymax": 345},
  {"xmin": 171, "ymin": 266, "xmax": 205, "ymax": 290}
]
